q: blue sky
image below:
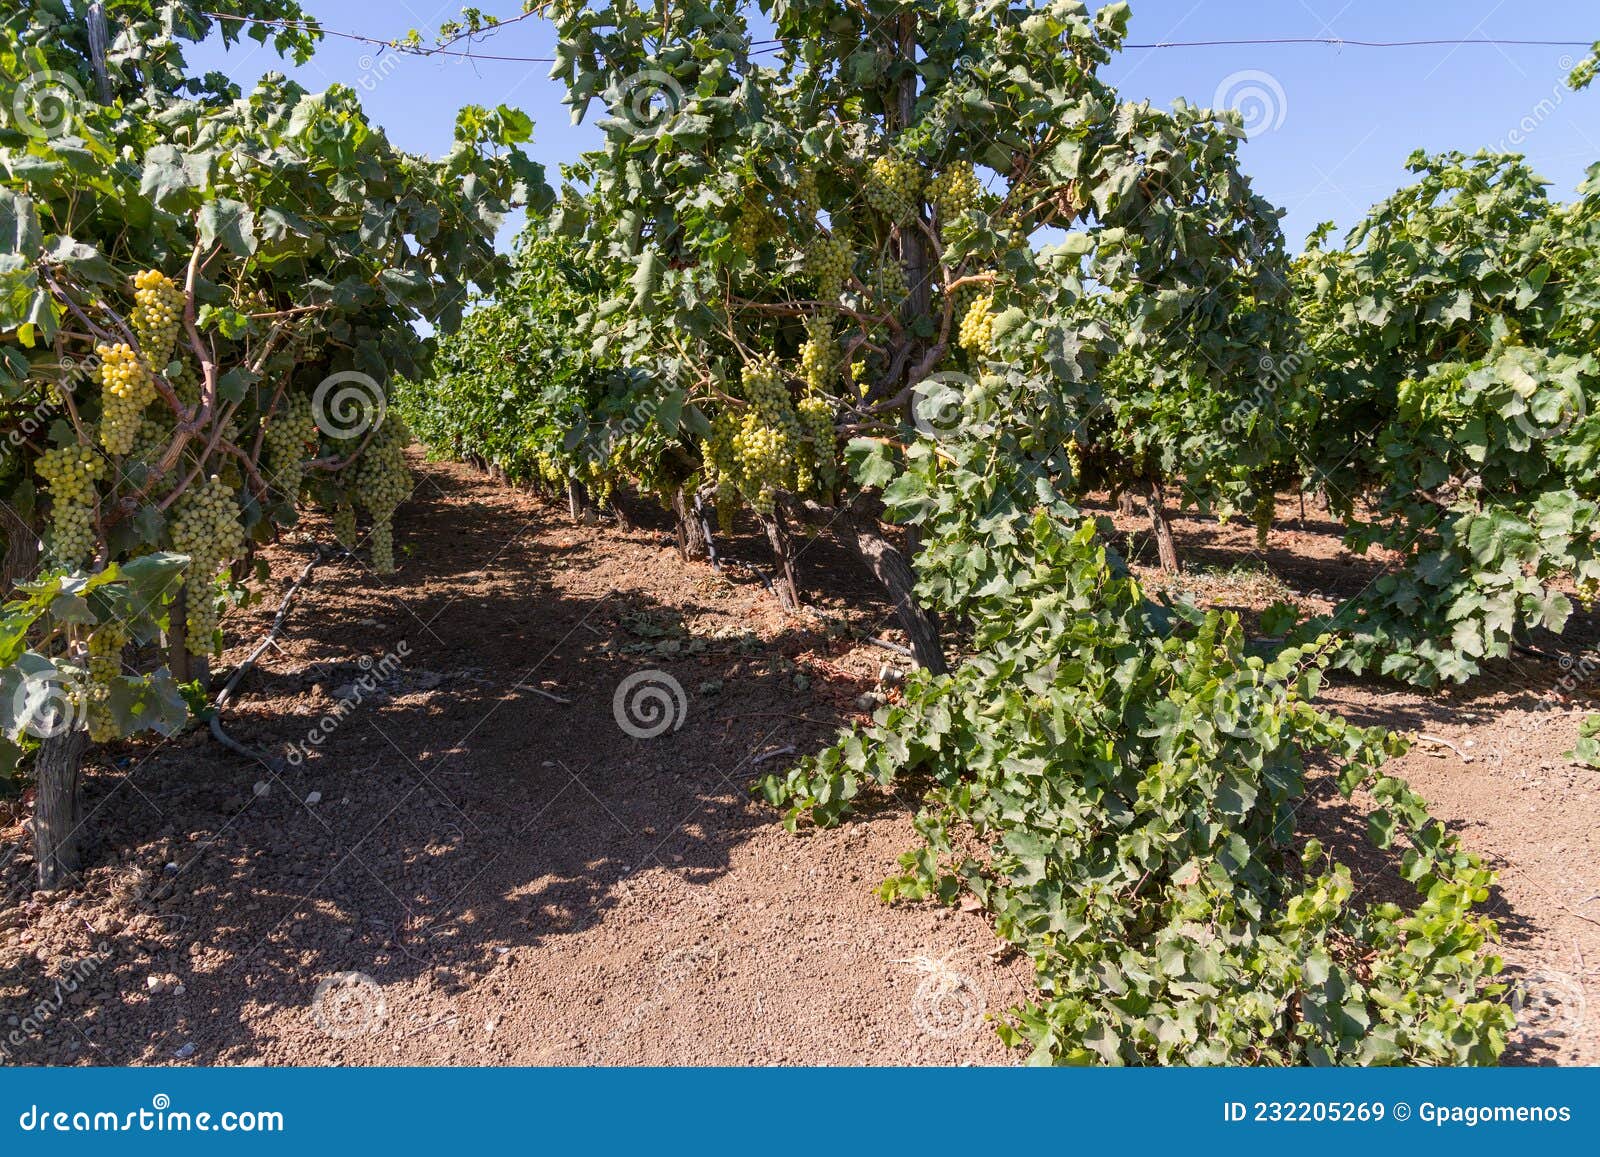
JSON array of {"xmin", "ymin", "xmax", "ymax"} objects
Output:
[{"xmin": 188, "ymin": 0, "xmax": 1600, "ymax": 250}]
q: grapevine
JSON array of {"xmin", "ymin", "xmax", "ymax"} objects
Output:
[
  {"xmin": 795, "ymin": 168, "xmax": 820, "ymax": 217},
  {"xmin": 869, "ymin": 258, "xmax": 909, "ymax": 309},
  {"xmin": 797, "ymin": 393, "xmax": 837, "ymax": 497},
  {"xmin": 804, "ymin": 234, "xmax": 853, "ymax": 301},
  {"xmin": 928, "ymin": 160, "xmax": 981, "ymax": 224},
  {"xmin": 731, "ymin": 196, "xmax": 777, "ymax": 253},
  {"xmin": 332, "ymin": 502, "xmax": 358, "ymax": 550},
  {"xmin": 707, "ymin": 354, "xmax": 804, "ymax": 514},
  {"xmin": 798, "ymin": 314, "xmax": 837, "ymax": 394}
]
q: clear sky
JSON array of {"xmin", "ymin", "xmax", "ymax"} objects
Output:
[{"xmin": 187, "ymin": 0, "xmax": 1600, "ymax": 250}]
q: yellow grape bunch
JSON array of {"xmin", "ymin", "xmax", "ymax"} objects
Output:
[
  {"xmin": 262, "ymin": 392, "xmax": 320, "ymax": 501},
  {"xmin": 170, "ymin": 475, "xmax": 246, "ymax": 656},
  {"xmin": 85, "ymin": 622, "xmax": 128, "ymax": 743},
  {"xmin": 131, "ymin": 269, "xmax": 184, "ymax": 368},
  {"xmin": 799, "ymin": 314, "xmax": 837, "ymax": 394},
  {"xmin": 958, "ymin": 292, "xmax": 997, "ymax": 355},
  {"xmin": 36, "ymin": 443, "xmax": 107, "ymax": 567},
  {"xmin": 804, "ymin": 234, "xmax": 853, "ymax": 301},
  {"xmin": 865, "ymin": 152, "xmax": 922, "ymax": 224},
  {"xmin": 928, "ymin": 160, "xmax": 981, "ymax": 224},
  {"xmin": 351, "ymin": 416, "xmax": 412, "ymax": 573},
  {"xmin": 740, "ymin": 353, "xmax": 792, "ymax": 422},
  {"xmin": 95, "ymin": 342, "xmax": 157, "ymax": 456}
]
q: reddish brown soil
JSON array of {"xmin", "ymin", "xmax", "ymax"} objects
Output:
[{"xmin": 0, "ymin": 461, "xmax": 1593, "ymax": 1066}]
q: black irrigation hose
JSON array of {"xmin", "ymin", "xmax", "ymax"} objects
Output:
[{"xmin": 207, "ymin": 549, "xmax": 327, "ymax": 770}]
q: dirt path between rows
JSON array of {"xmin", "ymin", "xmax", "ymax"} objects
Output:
[{"xmin": 0, "ymin": 458, "xmax": 1594, "ymax": 1065}]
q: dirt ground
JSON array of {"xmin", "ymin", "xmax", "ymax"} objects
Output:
[{"xmin": 0, "ymin": 458, "xmax": 1594, "ymax": 1066}]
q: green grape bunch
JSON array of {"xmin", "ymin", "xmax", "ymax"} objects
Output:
[
  {"xmin": 730, "ymin": 196, "xmax": 777, "ymax": 254},
  {"xmin": 36, "ymin": 443, "xmax": 107, "ymax": 567},
  {"xmin": 797, "ymin": 393, "xmax": 838, "ymax": 497},
  {"xmin": 126, "ymin": 412, "xmax": 172, "ymax": 472},
  {"xmin": 794, "ymin": 168, "xmax": 821, "ymax": 219},
  {"xmin": 706, "ymin": 354, "xmax": 808, "ymax": 514},
  {"xmin": 263, "ymin": 392, "xmax": 320, "ymax": 501},
  {"xmin": 170, "ymin": 475, "xmax": 246, "ymax": 656},
  {"xmin": 351, "ymin": 415, "xmax": 412, "ymax": 573},
  {"xmin": 85, "ymin": 622, "xmax": 128, "ymax": 743},
  {"xmin": 332, "ymin": 503, "xmax": 358, "ymax": 550},
  {"xmin": 804, "ymin": 234, "xmax": 853, "ymax": 301}
]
